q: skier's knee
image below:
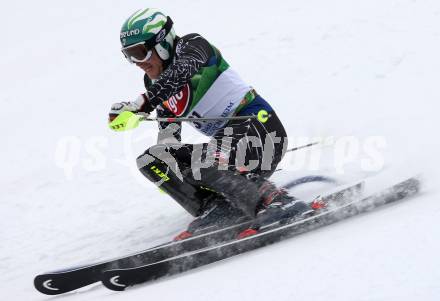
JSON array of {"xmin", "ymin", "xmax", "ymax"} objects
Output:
[
  {"xmin": 137, "ymin": 144, "xmax": 186, "ymax": 184},
  {"xmin": 136, "ymin": 151, "xmax": 157, "ymax": 171},
  {"xmin": 136, "ymin": 144, "xmax": 170, "ymax": 170}
]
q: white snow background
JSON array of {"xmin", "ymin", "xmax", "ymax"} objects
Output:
[{"xmin": 1, "ymin": 0, "xmax": 439, "ymax": 300}]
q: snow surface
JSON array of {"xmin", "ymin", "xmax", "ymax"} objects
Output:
[{"xmin": 1, "ymin": 0, "xmax": 440, "ymax": 300}]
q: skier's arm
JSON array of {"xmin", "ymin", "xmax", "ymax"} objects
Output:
[{"xmin": 146, "ymin": 34, "xmax": 214, "ymax": 108}]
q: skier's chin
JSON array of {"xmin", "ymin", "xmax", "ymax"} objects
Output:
[
  {"xmin": 143, "ymin": 66, "xmax": 160, "ymax": 79},
  {"xmin": 145, "ymin": 69, "xmax": 156, "ymax": 79}
]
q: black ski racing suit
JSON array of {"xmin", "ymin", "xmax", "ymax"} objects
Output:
[{"xmin": 136, "ymin": 34, "xmax": 289, "ymax": 217}]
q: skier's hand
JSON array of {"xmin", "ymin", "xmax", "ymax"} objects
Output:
[{"xmin": 108, "ymin": 93, "xmax": 155, "ymax": 122}]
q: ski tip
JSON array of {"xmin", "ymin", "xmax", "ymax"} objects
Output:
[
  {"xmin": 399, "ymin": 176, "xmax": 422, "ymax": 195},
  {"xmin": 34, "ymin": 274, "xmax": 65, "ymax": 295},
  {"xmin": 101, "ymin": 272, "xmax": 128, "ymax": 291}
]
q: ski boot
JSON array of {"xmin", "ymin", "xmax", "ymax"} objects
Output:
[
  {"xmin": 238, "ymin": 183, "xmax": 314, "ymax": 239},
  {"xmin": 174, "ymin": 195, "xmax": 250, "ymax": 241}
]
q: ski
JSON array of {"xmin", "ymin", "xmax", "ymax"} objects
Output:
[
  {"xmin": 101, "ymin": 177, "xmax": 420, "ymax": 291},
  {"xmin": 33, "ymin": 220, "xmax": 248, "ymax": 295},
  {"xmin": 34, "ymin": 180, "xmax": 361, "ymax": 295}
]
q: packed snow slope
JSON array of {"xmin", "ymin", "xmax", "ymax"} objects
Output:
[{"xmin": 1, "ymin": 0, "xmax": 440, "ymax": 300}]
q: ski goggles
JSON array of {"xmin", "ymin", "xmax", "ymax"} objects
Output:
[{"xmin": 121, "ymin": 42, "xmax": 153, "ymax": 64}]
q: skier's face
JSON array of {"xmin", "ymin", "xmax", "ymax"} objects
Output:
[{"xmin": 135, "ymin": 49, "xmax": 163, "ymax": 79}]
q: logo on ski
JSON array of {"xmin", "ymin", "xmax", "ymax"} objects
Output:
[
  {"xmin": 109, "ymin": 276, "xmax": 126, "ymax": 288},
  {"xmin": 42, "ymin": 280, "xmax": 59, "ymax": 291}
]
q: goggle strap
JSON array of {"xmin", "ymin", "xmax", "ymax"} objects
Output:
[{"xmin": 144, "ymin": 16, "xmax": 174, "ymax": 49}]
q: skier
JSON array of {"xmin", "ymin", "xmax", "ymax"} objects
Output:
[{"xmin": 109, "ymin": 8, "xmax": 313, "ymax": 239}]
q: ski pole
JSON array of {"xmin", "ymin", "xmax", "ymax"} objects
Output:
[
  {"xmin": 285, "ymin": 136, "xmax": 337, "ymax": 153},
  {"xmin": 285, "ymin": 141, "xmax": 320, "ymax": 153},
  {"xmin": 139, "ymin": 115, "xmax": 258, "ymax": 123},
  {"xmin": 109, "ymin": 111, "xmax": 258, "ymax": 132}
]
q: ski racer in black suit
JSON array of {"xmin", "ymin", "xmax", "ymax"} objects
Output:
[{"xmin": 109, "ymin": 8, "xmax": 313, "ymax": 239}]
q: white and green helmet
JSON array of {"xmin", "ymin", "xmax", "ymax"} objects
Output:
[{"xmin": 120, "ymin": 9, "xmax": 176, "ymax": 60}]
